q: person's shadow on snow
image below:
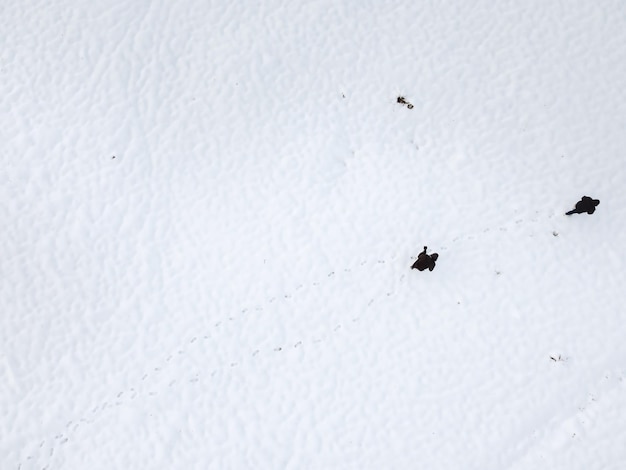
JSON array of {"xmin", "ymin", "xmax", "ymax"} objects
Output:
[
  {"xmin": 566, "ymin": 196, "xmax": 600, "ymax": 215},
  {"xmin": 411, "ymin": 246, "xmax": 438, "ymax": 271}
]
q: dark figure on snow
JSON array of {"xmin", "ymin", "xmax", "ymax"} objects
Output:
[
  {"xmin": 566, "ymin": 196, "xmax": 600, "ymax": 215},
  {"xmin": 411, "ymin": 246, "xmax": 439, "ymax": 271}
]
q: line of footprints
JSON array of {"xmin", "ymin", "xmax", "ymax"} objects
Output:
[
  {"xmin": 20, "ymin": 257, "xmax": 398, "ymax": 469},
  {"xmin": 19, "ymin": 207, "xmax": 587, "ymax": 469}
]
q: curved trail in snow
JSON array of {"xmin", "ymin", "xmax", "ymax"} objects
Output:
[{"xmin": 18, "ymin": 209, "xmax": 569, "ymax": 469}]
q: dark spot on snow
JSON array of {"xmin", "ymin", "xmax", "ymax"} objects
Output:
[
  {"xmin": 397, "ymin": 96, "xmax": 414, "ymax": 109},
  {"xmin": 565, "ymin": 196, "xmax": 599, "ymax": 215}
]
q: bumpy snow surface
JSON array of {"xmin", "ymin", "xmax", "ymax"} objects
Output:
[{"xmin": 3, "ymin": 1, "xmax": 626, "ymax": 469}]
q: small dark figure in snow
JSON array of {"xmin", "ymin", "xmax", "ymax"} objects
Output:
[
  {"xmin": 411, "ymin": 246, "xmax": 439, "ymax": 271},
  {"xmin": 566, "ymin": 196, "xmax": 600, "ymax": 215}
]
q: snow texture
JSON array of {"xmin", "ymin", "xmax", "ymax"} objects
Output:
[{"xmin": 2, "ymin": 0, "xmax": 626, "ymax": 469}]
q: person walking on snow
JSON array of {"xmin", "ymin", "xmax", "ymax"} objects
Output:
[
  {"xmin": 411, "ymin": 246, "xmax": 439, "ymax": 271},
  {"xmin": 566, "ymin": 196, "xmax": 599, "ymax": 215}
]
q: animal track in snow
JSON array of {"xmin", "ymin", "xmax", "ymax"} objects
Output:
[
  {"xmin": 19, "ymin": 210, "xmax": 561, "ymax": 469},
  {"xmin": 20, "ymin": 278, "xmax": 394, "ymax": 470}
]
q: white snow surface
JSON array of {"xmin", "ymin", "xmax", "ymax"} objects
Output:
[{"xmin": 2, "ymin": 1, "xmax": 626, "ymax": 468}]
